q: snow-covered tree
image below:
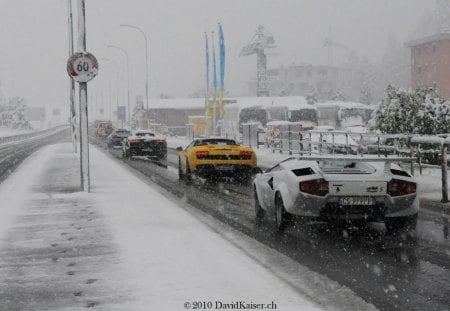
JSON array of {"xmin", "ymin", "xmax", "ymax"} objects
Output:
[{"xmin": 372, "ymin": 86, "xmax": 449, "ymax": 135}]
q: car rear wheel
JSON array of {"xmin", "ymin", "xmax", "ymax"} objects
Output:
[
  {"xmin": 254, "ymin": 187, "xmax": 265, "ymax": 220},
  {"xmin": 385, "ymin": 214, "xmax": 418, "ymax": 238},
  {"xmin": 159, "ymin": 153, "xmax": 167, "ymax": 161},
  {"xmin": 122, "ymin": 148, "xmax": 130, "ymax": 159},
  {"xmin": 178, "ymin": 158, "xmax": 184, "ymax": 180},
  {"xmin": 185, "ymin": 160, "xmax": 193, "ymax": 184},
  {"xmin": 275, "ymin": 193, "xmax": 288, "ymax": 232}
]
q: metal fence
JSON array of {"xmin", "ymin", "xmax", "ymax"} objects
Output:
[{"xmin": 266, "ymin": 129, "xmax": 450, "ymax": 202}]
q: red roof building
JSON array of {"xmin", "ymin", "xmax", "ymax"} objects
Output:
[{"xmin": 405, "ymin": 33, "xmax": 450, "ymax": 98}]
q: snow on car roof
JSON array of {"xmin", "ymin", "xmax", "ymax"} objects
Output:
[{"xmin": 277, "ymin": 155, "xmax": 414, "ymax": 177}]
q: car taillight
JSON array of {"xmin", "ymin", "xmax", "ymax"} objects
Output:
[
  {"xmin": 196, "ymin": 151, "xmax": 209, "ymax": 158},
  {"xmin": 240, "ymin": 151, "xmax": 253, "ymax": 159},
  {"xmin": 299, "ymin": 179, "xmax": 329, "ymax": 196},
  {"xmin": 129, "ymin": 139, "xmax": 138, "ymax": 144},
  {"xmin": 112, "ymin": 134, "xmax": 119, "ymax": 138},
  {"xmin": 387, "ymin": 179, "xmax": 416, "ymax": 196},
  {"xmin": 156, "ymin": 139, "xmax": 165, "ymax": 145}
]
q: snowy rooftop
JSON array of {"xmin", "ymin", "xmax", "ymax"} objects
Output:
[
  {"xmin": 315, "ymin": 101, "xmax": 374, "ymax": 110},
  {"xmin": 147, "ymin": 96, "xmax": 313, "ymax": 111}
]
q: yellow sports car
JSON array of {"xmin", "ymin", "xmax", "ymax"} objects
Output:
[{"xmin": 177, "ymin": 138, "xmax": 257, "ymax": 183}]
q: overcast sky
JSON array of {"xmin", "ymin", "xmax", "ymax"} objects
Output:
[{"xmin": 0, "ymin": 0, "xmax": 433, "ymax": 116}]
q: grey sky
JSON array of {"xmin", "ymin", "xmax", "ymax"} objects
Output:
[{"xmin": 0, "ymin": 0, "xmax": 432, "ymax": 116}]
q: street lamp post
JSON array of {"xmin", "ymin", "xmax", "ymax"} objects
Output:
[
  {"xmin": 100, "ymin": 57, "xmax": 120, "ymax": 123},
  {"xmin": 120, "ymin": 24, "xmax": 149, "ymax": 127},
  {"xmin": 107, "ymin": 45, "xmax": 130, "ymax": 129}
]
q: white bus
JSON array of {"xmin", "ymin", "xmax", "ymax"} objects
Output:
[
  {"xmin": 221, "ymin": 96, "xmax": 317, "ymax": 141},
  {"xmin": 315, "ymin": 101, "xmax": 375, "ymax": 131}
]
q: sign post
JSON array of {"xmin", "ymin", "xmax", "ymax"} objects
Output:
[
  {"xmin": 66, "ymin": 0, "xmax": 98, "ymax": 193},
  {"xmin": 117, "ymin": 106, "xmax": 126, "ymax": 128}
]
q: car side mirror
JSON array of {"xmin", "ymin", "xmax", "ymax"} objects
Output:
[{"xmin": 176, "ymin": 146, "xmax": 183, "ymax": 151}]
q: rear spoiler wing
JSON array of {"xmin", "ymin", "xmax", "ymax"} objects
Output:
[{"xmin": 295, "ymin": 155, "xmax": 416, "ymax": 174}]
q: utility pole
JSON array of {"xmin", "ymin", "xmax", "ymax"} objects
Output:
[
  {"xmin": 77, "ymin": 0, "xmax": 90, "ymax": 192},
  {"xmin": 67, "ymin": 0, "xmax": 77, "ymax": 153}
]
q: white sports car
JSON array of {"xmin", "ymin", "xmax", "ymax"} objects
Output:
[{"xmin": 253, "ymin": 155, "xmax": 419, "ymax": 236}]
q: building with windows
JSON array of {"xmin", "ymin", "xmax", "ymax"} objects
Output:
[
  {"xmin": 405, "ymin": 33, "xmax": 450, "ymax": 98},
  {"xmin": 247, "ymin": 65, "xmax": 339, "ymax": 100}
]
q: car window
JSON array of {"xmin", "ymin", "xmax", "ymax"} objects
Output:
[
  {"xmin": 194, "ymin": 139, "xmax": 237, "ymax": 146},
  {"xmin": 319, "ymin": 160, "xmax": 375, "ymax": 173},
  {"xmin": 135, "ymin": 132, "xmax": 155, "ymax": 137}
]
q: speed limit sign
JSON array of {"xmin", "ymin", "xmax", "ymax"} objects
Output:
[{"xmin": 67, "ymin": 52, "xmax": 98, "ymax": 83}]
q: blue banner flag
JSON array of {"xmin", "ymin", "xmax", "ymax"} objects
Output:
[
  {"xmin": 205, "ymin": 33, "xmax": 211, "ymax": 116},
  {"xmin": 212, "ymin": 31, "xmax": 218, "ymax": 109},
  {"xmin": 219, "ymin": 23, "xmax": 225, "ymax": 117}
]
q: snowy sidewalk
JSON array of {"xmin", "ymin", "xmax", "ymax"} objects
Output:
[{"xmin": 0, "ymin": 143, "xmax": 376, "ymax": 311}]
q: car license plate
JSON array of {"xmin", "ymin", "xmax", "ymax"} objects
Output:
[{"xmin": 339, "ymin": 196, "xmax": 374, "ymax": 206}]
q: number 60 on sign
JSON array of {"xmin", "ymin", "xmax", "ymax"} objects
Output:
[{"xmin": 67, "ymin": 52, "xmax": 98, "ymax": 83}]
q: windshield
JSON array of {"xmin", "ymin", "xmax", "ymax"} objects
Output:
[
  {"xmin": 239, "ymin": 107, "xmax": 268, "ymax": 126},
  {"xmin": 194, "ymin": 139, "xmax": 237, "ymax": 146},
  {"xmin": 135, "ymin": 132, "xmax": 155, "ymax": 137},
  {"xmin": 289, "ymin": 109, "xmax": 318, "ymax": 123},
  {"xmin": 319, "ymin": 160, "xmax": 375, "ymax": 174}
]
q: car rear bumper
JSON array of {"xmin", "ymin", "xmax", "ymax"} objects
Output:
[
  {"xmin": 109, "ymin": 139, "xmax": 124, "ymax": 146},
  {"xmin": 288, "ymin": 194, "xmax": 419, "ymax": 220},
  {"xmin": 195, "ymin": 164, "xmax": 253, "ymax": 178},
  {"xmin": 130, "ymin": 146, "xmax": 167, "ymax": 157}
]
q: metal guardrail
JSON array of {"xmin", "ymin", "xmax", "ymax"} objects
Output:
[
  {"xmin": 0, "ymin": 126, "xmax": 70, "ymax": 181},
  {"xmin": 0, "ymin": 125, "xmax": 69, "ymax": 145}
]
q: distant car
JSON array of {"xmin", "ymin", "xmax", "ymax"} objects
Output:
[
  {"xmin": 177, "ymin": 138, "xmax": 257, "ymax": 183},
  {"xmin": 95, "ymin": 120, "xmax": 113, "ymax": 138},
  {"xmin": 253, "ymin": 155, "xmax": 418, "ymax": 236},
  {"xmin": 122, "ymin": 130, "xmax": 167, "ymax": 160},
  {"xmin": 107, "ymin": 129, "xmax": 131, "ymax": 148}
]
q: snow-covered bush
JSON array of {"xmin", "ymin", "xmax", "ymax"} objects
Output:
[{"xmin": 0, "ymin": 97, "xmax": 29, "ymax": 129}]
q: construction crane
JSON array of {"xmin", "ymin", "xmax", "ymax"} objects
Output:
[
  {"xmin": 240, "ymin": 25, "xmax": 276, "ymax": 97},
  {"xmin": 323, "ymin": 27, "xmax": 348, "ymax": 66}
]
